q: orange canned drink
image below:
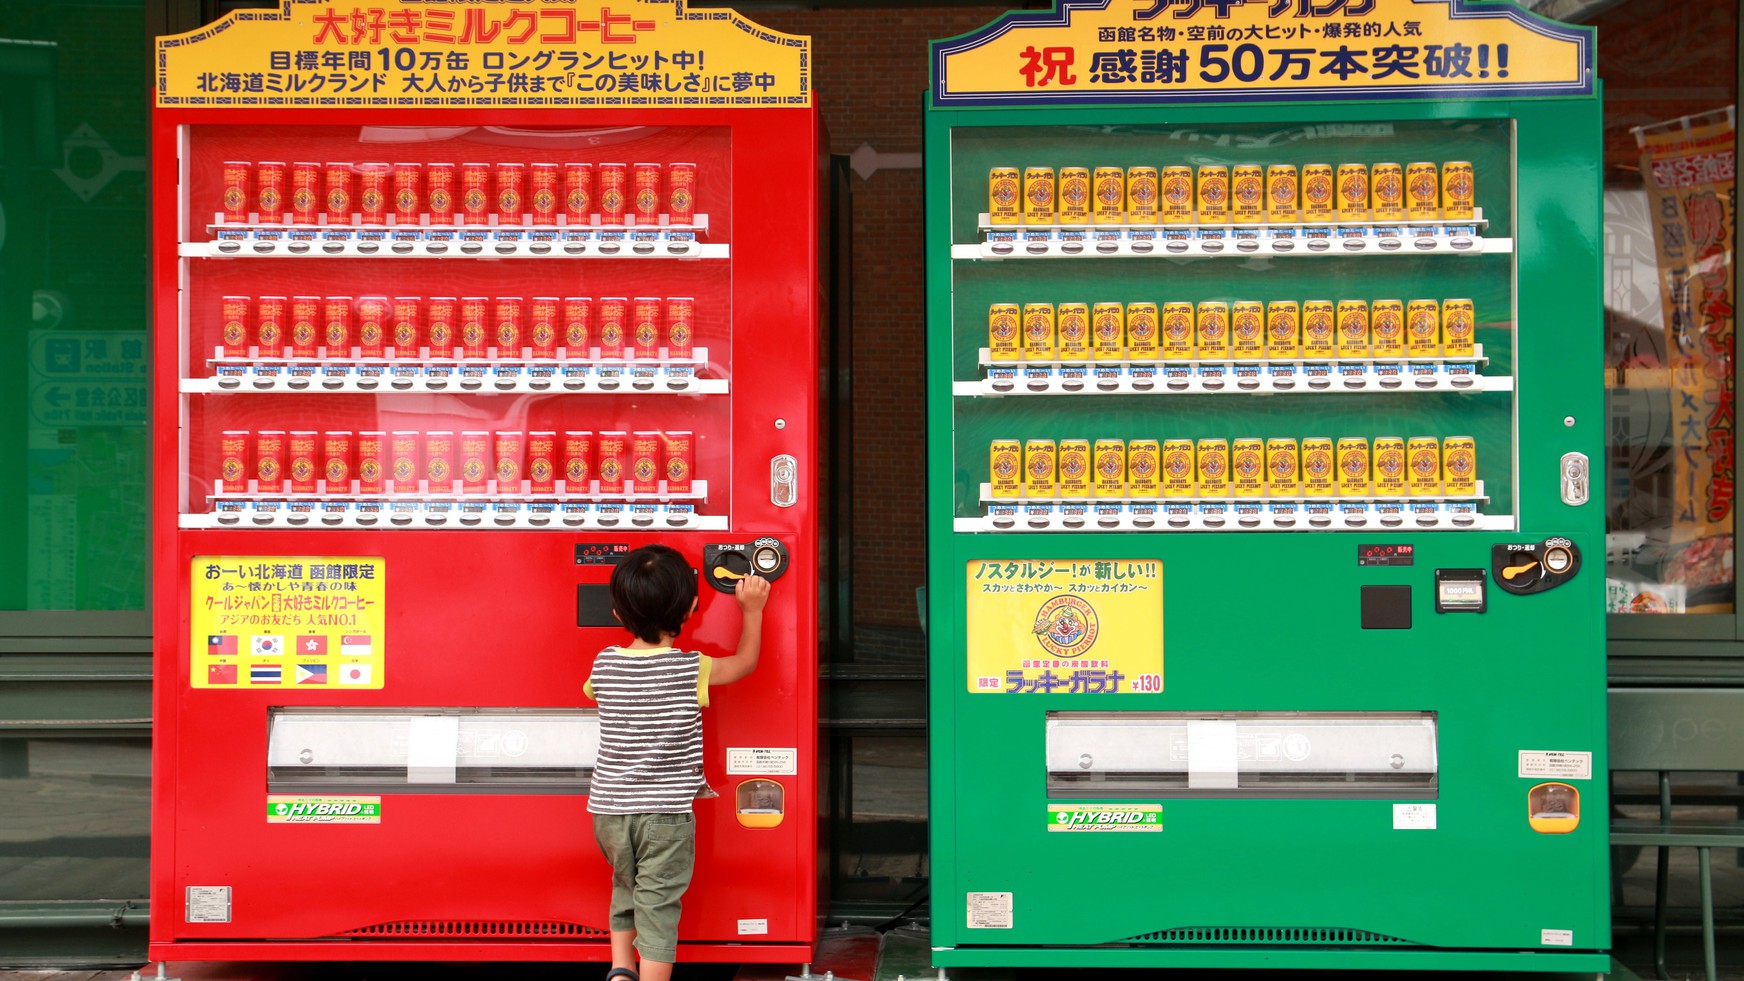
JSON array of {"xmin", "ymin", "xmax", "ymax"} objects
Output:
[
  {"xmin": 494, "ymin": 297, "xmax": 523, "ymax": 358},
  {"xmin": 1092, "ymin": 302, "xmax": 1125, "ymax": 360},
  {"xmin": 666, "ymin": 297, "xmax": 695, "ymax": 360},
  {"xmin": 1371, "ymin": 163, "xmax": 1405, "ymax": 221},
  {"xmin": 1231, "ymin": 437, "xmax": 1266, "ymax": 497},
  {"xmin": 321, "ymin": 296, "xmax": 353, "ymax": 357},
  {"xmin": 221, "ymin": 296, "xmax": 250, "ymax": 357},
  {"xmin": 528, "ymin": 432, "xmax": 558, "ymax": 494},
  {"xmin": 1406, "ymin": 436, "xmax": 1441, "ymax": 495},
  {"xmin": 322, "ymin": 431, "xmax": 353, "ymax": 494},
  {"xmin": 459, "ymin": 297, "xmax": 489, "ymax": 360},
  {"xmin": 389, "ymin": 431, "xmax": 421, "ymax": 494},
  {"xmin": 357, "ymin": 431, "xmax": 385, "ymax": 495},
  {"xmin": 256, "ymin": 296, "xmax": 286, "ymax": 357},
  {"xmin": 460, "ymin": 429, "xmax": 495, "ymax": 492},
  {"xmin": 1195, "ymin": 301, "xmax": 1230, "ymax": 360},
  {"xmin": 1093, "ymin": 439, "xmax": 1127, "ymax": 497},
  {"xmin": 1231, "ymin": 165, "xmax": 1264, "ymax": 222},
  {"xmin": 597, "ymin": 297, "xmax": 628, "ymax": 359},
  {"xmin": 1301, "ymin": 163, "xmax": 1335, "ymax": 221},
  {"xmin": 1160, "ymin": 166, "xmax": 1194, "ymax": 223},
  {"xmin": 1058, "ymin": 167, "xmax": 1091, "ymax": 224},
  {"xmin": 1160, "ymin": 439, "xmax": 1195, "ymax": 497},
  {"xmin": 1336, "ymin": 299, "xmax": 1371, "ymax": 359},
  {"xmin": 528, "ymin": 163, "xmax": 560, "ymax": 225},
  {"xmin": 563, "ymin": 431, "xmax": 595, "ymax": 493},
  {"xmin": 1266, "ymin": 300, "xmax": 1300, "ymax": 359},
  {"xmin": 561, "ymin": 297, "xmax": 592, "ymax": 359},
  {"xmin": 391, "ymin": 297, "xmax": 421, "ymax": 359},
  {"xmin": 1126, "ymin": 167, "xmax": 1159, "ymax": 223},
  {"xmin": 663, "ymin": 431, "xmax": 695, "ymax": 494},
  {"xmin": 495, "ymin": 162, "xmax": 526, "ymax": 225},
  {"xmin": 392, "ymin": 163, "xmax": 422, "ymax": 225},
  {"xmin": 425, "ymin": 163, "xmax": 456, "ymax": 225},
  {"xmin": 563, "ymin": 163, "xmax": 594, "ymax": 225},
  {"xmin": 1161, "ymin": 302, "xmax": 1195, "ymax": 360},
  {"xmin": 1266, "ymin": 438, "xmax": 1300, "ymax": 496},
  {"xmin": 494, "ymin": 431, "xmax": 525, "ymax": 493},
  {"xmin": 1057, "ymin": 438, "xmax": 1092, "ymax": 497},
  {"xmin": 667, "ymin": 163, "xmax": 697, "ymax": 224},
  {"xmin": 1301, "ymin": 300, "xmax": 1337, "ymax": 358},
  {"xmin": 1231, "ymin": 301, "xmax": 1265, "ymax": 359},
  {"xmin": 1196, "ymin": 166, "xmax": 1230, "ymax": 224},
  {"xmin": 1056, "ymin": 302, "xmax": 1092, "ymax": 361},
  {"xmin": 632, "ymin": 163, "xmax": 662, "ymax": 224},
  {"xmin": 1442, "ymin": 436, "xmax": 1477, "ymax": 495},
  {"xmin": 1127, "ymin": 439, "xmax": 1161, "ymax": 496},
  {"xmin": 426, "ymin": 296, "xmax": 457, "ymax": 358},
  {"xmin": 1300, "ymin": 437, "xmax": 1336, "ymax": 497},
  {"xmin": 423, "ymin": 431, "xmax": 455, "ymax": 494},
  {"xmin": 460, "ymin": 163, "xmax": 492, "ymax": 225},
  {"xmin": 1336, "ymin": 436, "xmax": 1371, "ymax": 496},
  {"xmin": 1022, "ymin": 302, "xmax": 1056, "ymax": 361},
  {"xmin": 356, "ymin": 297, "xmax": 388, "ymax": 359},
  {"xmin": 1023, "ymin": 167, "xmax": 1056, "ymax": 224},
  {"xmin": 1442, "ymin": 161, "xmax": 1475, "ymax": 220},
  {"xmin": 1125, "ymin": 302, "xmax": 1160, "ymax": 359},
  {"xmin": 1196, "ymin": 438, "xmax": 1230, "ymax": 496},
  {"xmin": 1406, "ymin": 162, "xmax": 1440, "ymax": 220},
  {"xmin": 599, "ymin": 164, "xmax": 629, "ymax": 224},
  {"xmin": 1441, "ymin": 298, "xmax": 1476, "ymax": 357},
  {"xmin": 632, "ymin": 297, "xmax": 663, "ymax": 359},
  {"xmin": 1372, "ymin": 437, "xmax": 1407, "ymax": 496},
  {"xmin": 1092, "ymin": 167, "xmax": 1125, "ymax": 224},
  {"xmin": 530, "ymin": 297, "xmax": 560, "ymax": 359},
  {"xmin": 1024, "ymin": 439, "xmax": 1058, "ymax": 497},
  {"xmin": 288, "ymin": 431, "xmax": 320, "ymax": 494},
  {"xmin": 255, "ymin": 430, "xmax": 286, "ymax": 493},
  {"xmin": 290, "ymin": 162, "xmax": 321, "ymax": 224},
  {"xmin": 255, "ymin": 162, "xmax": 286, "ymax": 223},
  {"xmin": 989, "ymin": 167, "xmax": 1022, "ymax": 225},
  {"xmin": 1406, "ymin": 299, "xmax": 1441, "ymax": 357},
  {"xmin": 1370, "ymin": 300, "xmax": 1405, "ymax": 358},
  {"xmin": 989, "ymin": 303, "xmax": 1022, "ymax": 361},
  {"xmin": 220, "ymin": 431, "xmax": 251, "ymax": 492},
  {"xmin": 990, "ymin": 439, "xmax": 1024, "ymax": 498},
  {"xmin": 1336, "ymin": 163, "xmax": 1370, "ymax": 222},
  {"xmin": 222, "ymin": 161, "xmax": 251, "ymax": 223},
  {"xmin": 356, "ymin": 162, "xmax": 389, "ymax": 225},
  {"xmin": 289, "ymin": 296, "xmax": 320, "ymax": 358},
  {"xmin": 1266, "ymin": 164, "xmax": 1300, "ymax": 223}
]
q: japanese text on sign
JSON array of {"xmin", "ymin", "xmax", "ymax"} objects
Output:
[
  {"xmin": 191, "ymin": 555, "xmax": 387, "ymax": 690},
  {"xmin": 965, "ymin": 559, "xmax": 1163, "ymax": 694}
]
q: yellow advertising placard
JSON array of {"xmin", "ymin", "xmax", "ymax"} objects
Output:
[
  {"xmin": 158, "ymin": 0, "xmax": 809, "ymax": 109},
  {"xmin": 966, "ymin": 559, "xmax": 1162, "ymax": 694},
  {"xmin": 192, "ymin": 555, "xmax": 386, "ymax": 689},
  {"xmin": 933, "ymin": 0, "xmax": 1591, "ymax": 107}
]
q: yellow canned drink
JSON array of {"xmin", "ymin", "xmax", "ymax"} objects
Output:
[
  {"xmin": 1093, "ymin": 439, "xmax": 1127, "ymax": 497},
  {"xmin": 1022, "ymin": 302, "xmax": 1057, "ymax": 361},
  {"xmin": 1441, "ymin": 161, "xmax": 1475, "ymax": 221},
  {"xmin": 1266, "ymin": 438, "xmax": 1300, "ymax": 497},
  {"xmin": 1371, "ymin": 163, "xmax": 1405, "ymax": 221},
  {"xmin": 1126, "ymin": 167, "xmax": 1159, "ymax": 223},
  {"xmin": 1266, "ymin": 164, "xmax": 1300, "ymax": 223},
  {"xmin": 1336, "ymin": 163, "xmax": 1370, "ymax": 222},
  {"xmin": 1406, "ymin": 162, "xmax": 1440, "ymax": 220},
  {"xmin": 990, "ymin": 439, "xmax": 1023, "ymax": 497},
  {"xmin": 1231, "ymin": 165, "xmax": 1265, "ymax": 222},
  {"xmin": 1231, "ymin": 437, "xmax": 1266, "ymax": 497},
  {"xmin": 989, "ymin": 167, "xmax": 1022, "ymax": 225},
  {"xmin": 1301, "ymin": 163, "xmax": 1335, "ymax": 221},
  {"xmin": 1300, "ymin": 437, "xmax": 1336, "ymax": 497},
  {"xmin": 1125, "ymin": 302, "xmax": 1160, "ymax": 359},
  {"xmin": 1370, "ymin": 300, "xmax": 1406, "ymax": 358},
  {"xmin": 1443, "ymin": 436, "xmax": 1477, "ymax": 495},
  {"xmin": 1160, "ymin": 166, "xmax": 1194, "ymax": 223},
  {"xmin": 1406, "ymin": 436, "xmax": 1442, "ymax": 495},
  {"xmin": 1024, "ymin": 439, "xmax": 1058, "ymax": 497},
  {"xmin": 1336, "ymin": 299, "xmax": 1371, "ymax": 359},
  {"xmin": 1441, "ymin": 298, "xmax": 1476, "ymax": 357},
  {"xmin": 1372, "ymin": 437, "xmax": 1407, "ymax": 496},
  {"xmin": 1128, "ymin": 439, "xmax": 1162, "ymax": 496},
  {"xmin": 1160, "ymin": 439, "xmax": 1195, "ymax": 497},
  {"xmin": 1336, "ymin": 436, "xmax": 1371, "ymax": 497},
  {"xmin": 1197, "ymin": 166, "xmax": 1230, "ymax": 224},
  {"xmin": 988, "ymin": 302, "xmax": 1022, "ymax": 361},
  {"xmin": 1231, "ymin": 301, "xmax": 1266, "ymax": 359},
  {"xmin": 1058, "ymin": 167, "xmax": 1092, "ymax": 224},
  {"xmin": 1024, "ymin": 166, "xmax": 1056, "ymax": 224},
  {"xmin": 1093, "ymin": 167, "xmax": 1126, "ymax": 224},
  {"xmin": 1302, "ymin": 300, "xmax": 1337, "ymax": 358},
  {"xmin": 1057, "ymin": 438, "xmax": 1092, "ymax": 497},
  {"xmin": 1266, "ymin": 300, "xmax": 1301, "ymax": 359},
  {"xmin": 1196, "ymin": 301, "xmax": 1230, "ymax": 360},
  {"xmin": 1161, "ymin": 302, "xmax": 1196, "ymax": 360},
  {"xmin": 1406, "ymin": 299, "xmax": 1441, "ymax": 357},
  {"xmin": 1196, "ymin": 438, "xmax": 1230, "ymax": 496},
  {"xmin": 1057, "ymin": 302, "xmax": 1092, "ymax": 361},
  {"xmin": 1092, "ymin": 302, "xmax": 1126, "ymax": 360}
]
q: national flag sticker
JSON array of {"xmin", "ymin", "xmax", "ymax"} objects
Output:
[
  {"xmin": 189, "ymin": 555, "xmax": 387, "ymax": 690},
  {"xmin": 295, "ymin": 635, "xmax": 328, "ymax": 657},
  {"xmin": 268, "ymin": 796, "xmax": 382, "ymax": 824},
  {"xmin": 208, "ymin": 634, "xmax": 238, "ymax": 657},
  {"xmin": 1047, "ymin": 803, "xmax": 1162, "ymax": 832},
  {"xmin": 250, "ymin": 664, "xmax": 283, "ymax": 685},
  {"xmin": 251, "ymin": 635, "xmax": 284, "ymax": 657},
  {"xmin": 295, "ymin": 663, "xmax": 328, "ymax": 685},
  {"xmin": 207, "ymin": 664, "xmax": 238, "ymax": 685},
  {"xmin": 336, "ymin": 663, "xmax": 373, "ymax": 686}
]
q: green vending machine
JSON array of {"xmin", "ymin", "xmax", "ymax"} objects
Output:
[{"xmin": 925, "ymin": 0, "xmax": 1607, "ymax": 971}]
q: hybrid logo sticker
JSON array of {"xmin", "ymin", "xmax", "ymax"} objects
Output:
[
  {"xmin": 268, "ymin": 796, "xmax": 382, "ymax": 824},
  {"xmin": 1032, "ymin": 594, "xmax": 1098, "ymax": 658},
  {"xmin": 1048, "ymin": 804, "xmax": 1162, "ymax": 832}
]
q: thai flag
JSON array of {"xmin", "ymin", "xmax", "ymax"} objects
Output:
[{"xmin": 250, "ymin": 664, "xmax": 282, "ymax": 685}]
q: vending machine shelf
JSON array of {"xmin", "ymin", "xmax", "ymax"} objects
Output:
[
  {"xmin": 959, "ymin": 347, "xmax": 1503, "ymax": 396},
  {"xmin": 184, "ymin": 227, "xmax": 725, "ymax": 260},
  {"xmin": 190, "ymin": 350, "xmax": 723, "ymax": 395},
  {"xmin": 187, "ymin": 500, "xmax": 724, "ymax": 531},
  {"xmin": 959, "ymin": 500, "xmax": 1510, "ymax": 533},
  {"xmin": 953, "ymin": 231, "xmax": 1508, "ymax": 260}
]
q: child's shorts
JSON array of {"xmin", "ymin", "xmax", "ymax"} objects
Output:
[{"xmin": 592, "ymin": 811, "xmax": 696, "ymax": 962}]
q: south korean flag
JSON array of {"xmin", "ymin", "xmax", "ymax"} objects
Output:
[{"xmin": 251, "ymin": 635, "xmax": 284, "ymax": 657}]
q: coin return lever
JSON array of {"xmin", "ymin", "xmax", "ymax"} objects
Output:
[{"xmin": 703, "ymin": 537, "xmax": 790, "ymax": 593}]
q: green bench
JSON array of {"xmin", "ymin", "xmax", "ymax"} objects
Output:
[{"xmin": 1609, "ymin": 687, "xmax": 1744, "ymax": 981}]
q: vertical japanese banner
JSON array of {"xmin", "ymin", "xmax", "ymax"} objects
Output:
[
  {"xmin": 965, "ymin": 559, "xmax": 1161, "ymax": 694},
  {"xmin": 192, "ymin": 555, "xmax": 387, "ymax": 688},
  {"xmin": 1637, "ymin": 108, "xmax": 1736, "ymax": 603}
]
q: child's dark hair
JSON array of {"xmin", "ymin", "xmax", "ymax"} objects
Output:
[{"xmin": 609, "ymin": 544, "xmax": 697, "ymax": 644}]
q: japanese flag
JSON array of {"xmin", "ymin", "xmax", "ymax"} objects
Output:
[{"xmin": 337, "ymin": 664, "xmax": 372, "ymax": 685}]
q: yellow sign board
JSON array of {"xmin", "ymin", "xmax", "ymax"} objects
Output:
[
  {"xmin": 191, "ymin": 555, "xmax": 387, "ymax": 689},
  {"xmin": 158, "ymin": 0, "xmax": 809, "ymax": 109},
  {"xmin": 933, "ymin": 0, "xmax": 1591, "ymax": 107},
  {"xmin": 966, "ymin": 559, "xmax": 1162, "ymax": 693}
]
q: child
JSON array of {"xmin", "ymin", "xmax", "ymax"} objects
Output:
[{"xmin": 585, "ymin": 543, "xmax": 769, "ymax": 981}]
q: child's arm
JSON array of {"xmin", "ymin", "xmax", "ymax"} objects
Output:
[{"xmin": 708, "ymin": 573, "xmax": 769, "ymax": 686}]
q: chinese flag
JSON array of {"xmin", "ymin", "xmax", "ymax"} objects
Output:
[{"xmin": 207, "ymin": 664, "xmax": 238, "ymax": 685}]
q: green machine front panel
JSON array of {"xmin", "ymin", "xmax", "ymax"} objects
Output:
[{"xmin": 924, "ymin": 1, "xmax": 1604, "ymax": 969}]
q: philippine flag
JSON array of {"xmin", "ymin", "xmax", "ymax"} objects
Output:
[
  {"xmin": 250, "ymin": 664, "xmax": 283, "ymax": 685},
  {"xmin": 295, "ymin": 664, "xmax": 328, "ymax": 685},
  {"xmin": 295, "ymin": 635, "xmax": 328, "ymax": 656},
  {"xmin": 340, "ymin": 634, "xmax": 373, "ymax": 657},
  {"xmin": 207, "ymin": 634, "xmax": 238, "ymax": 657},
  {"xmin": 251, "ymin": 635, "xmax": 284, "ymax": 657},
  {"xmin": 337, "ymin": 664, "xmax": 373, "ymax": 685},
  {"xmin": 207, "ymin": 664, "xmax": 238, "ymax": 685}
]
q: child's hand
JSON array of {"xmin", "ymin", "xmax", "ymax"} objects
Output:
[{"xmin": 735, "ymin": 573, "xmax": 771, "ymax": 613}]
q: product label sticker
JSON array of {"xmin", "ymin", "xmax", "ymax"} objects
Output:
[
  {"xmin": 268, "ymin": 796, "xmax": 383, "ymax": 824},
  {"xmin": 1541, "ymin": 929, "xmax": 1574, "ymax": 947},
  {"xmin": 726, "ymin": 747, "xmax": 798, "ymax": 775},
  {"xmin": 1048, "ymin": 803, "xmax": 1161, "ymax": 832},
  {"xmin": 1518, "ymin": 750, "xmax": 1592, "ymax": 781},
  {"xmin": 1393, "ymin": 803, "xmax": 1436, "ymax": 830},
  {"xmin": 192, "ymin": 555, "xmax": 386, "ymax": 690},
  {"xmin": 965, "ymin": 559, "xmax": 1162, "ymax": 694},
  {"xmin": 186, "ymin": 886, "xmax": 232, "ymax": 924},
  {"xmin": 966, "ymin": 891, "xmax": 1014, "ymax": 930},
  {"xmin": 737, "ymin": 918, "xmax": 769, "ymax": 936}
]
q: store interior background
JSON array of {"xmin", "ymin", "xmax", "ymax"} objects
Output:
[{"xmin": 0, "ymin": 0, "xmax": 1740, "ymax": 971}]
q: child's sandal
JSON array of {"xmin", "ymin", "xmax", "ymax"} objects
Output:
[{"xmin": 605, "ymin": 969, "xmax": 640, "ymax": 981}]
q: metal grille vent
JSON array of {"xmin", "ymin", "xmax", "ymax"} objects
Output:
[
  {"xmin": 341, "ymin": 920, "xmax": 607, "ymax": 939},
  {"xmin": 1128, "ymin": 926, "xmax": 1416, "ymax": 945}
]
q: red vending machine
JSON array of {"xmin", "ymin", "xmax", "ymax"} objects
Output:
[{"xmin": 149, "ymin": 0, "xmax": 820, "ymax": 962}]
